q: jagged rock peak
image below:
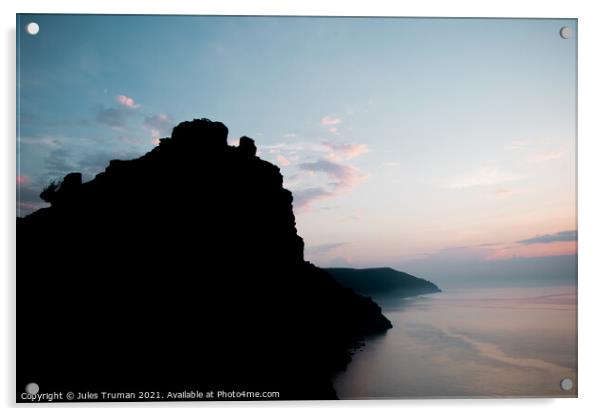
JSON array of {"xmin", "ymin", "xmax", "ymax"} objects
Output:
[
  {"xmin": 158, "ymin": 118, "xmax": 259, "ymax": 160},
  {"xmin": 170, "ymin": 118, "xmax": 229, "ymax": 148},
  {"xmin": 239, "ymin": 136, "xmax": 257, "ymax": 157}
]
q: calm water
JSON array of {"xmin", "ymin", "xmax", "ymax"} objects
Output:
[{"xmin": 334, "ymin": 286, "xmax": 577, "ymax": 399}]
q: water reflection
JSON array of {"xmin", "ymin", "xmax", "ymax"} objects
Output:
[{"xmin": 335, "ymin": 287, "xmax": 577, "ymax": 399}]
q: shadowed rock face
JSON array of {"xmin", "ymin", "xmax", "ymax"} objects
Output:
[{"xmin": 17, "ymin": 118, "xmax": 391, "ymax": 401}]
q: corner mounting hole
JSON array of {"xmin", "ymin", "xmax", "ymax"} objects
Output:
[
  {"xmin": 560, "ymin": 377, "xmax": 574, "ymax": 391},
  {"xmin": 559, "ymin": 26, "xmax": 572, "ymax": 39},
  {"xmin": 25, "ymin": 382, "xmax": 39, "ymax": 394},
  {"xmin": 26, "ymin": 22, "xmax": 40, "ymax": 36}
]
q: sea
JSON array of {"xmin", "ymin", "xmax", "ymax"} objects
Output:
[{"xmin": 333, "ymin": 286, "xmax": 577, "ymax": 399}]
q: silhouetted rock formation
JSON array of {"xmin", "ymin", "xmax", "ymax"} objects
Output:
[
  {"xmin": 17, "ymin": 118, "xmax": 391, "ymax": 401},
  {"xmin": 326, "ymin": 267, "xmax": 441, "ymax": 298},
  {"xmin": 39, "ymin": 172, "xmax": 82, "ymax": 206}
]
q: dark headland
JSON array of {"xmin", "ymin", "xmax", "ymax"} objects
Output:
[
  {"xmin": 326, "ymin": 267, "xmax": 441, "ymax": 298},
  {"xmin": 17, "ymin": 118, "xmax": 392, "ymax": 401}
]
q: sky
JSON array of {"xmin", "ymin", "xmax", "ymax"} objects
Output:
[{"xmin": 16, "ymin": 15, "xmax": 577, "ymax": 288}]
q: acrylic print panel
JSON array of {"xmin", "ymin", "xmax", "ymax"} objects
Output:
[{"xmin": 16, "ymin": 14, "xmax": 577, "ymax": 402}]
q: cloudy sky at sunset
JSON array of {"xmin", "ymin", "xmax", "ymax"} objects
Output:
[{"xmin": 17, "ymin": 15, "xmax": 577, "ymax": 287}]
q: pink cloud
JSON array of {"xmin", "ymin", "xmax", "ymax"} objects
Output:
[
  {"xmin": 448, "ymin": 167, "xmax": 522, "ymax": 189},
  {"xmin": 421, "ymin": 239, "xmax": 577, "ymax": 263},
  {"xmin": 150, "ymin": 129, "xmax": 161, "ymax": 145},
  {"xmin": 322, "ymin": 142, "xmax": 368, "ymax": 161},
  {"xmin": 328, "ymin": 127, "xmax": 338, "ymax": 134},
  {"xmin": 116, "ymin": 95, "xmax": 139, "ymax": 108},
  {"xmin": 321, "ymin": 115, "xmax": 342, "ymax": 126},
  {"xmin": 264, "ymin": 140, "xmax": 368, "ymax": 210},
  {"xmin": 533, "ymin": 151, "xmax": 564, "ymax": 162},
  {"xmin": 494, "ymin": 188, "xmax": 512, "ymax": 198},
  {"xmin": 294, "ymin": 158, "xmax": 367, "ymax": 210},
  {"xmin": 299, "ymin": 159, "xmax": 366, "ymax": 190},
  {"xmin": 276, "ymin": 155, "xmax": 291, "ymax": 166},
  {"xmin": 144, "ymin": 114, "xmax": 174, "ymax": 144},
  {"xmin": 486, "ymin": 241, "xmax": 577, "ymax": 260},
  {"xmin": 17, "ymin": 175, "xmax": 29, "ymax": 185},
  {"xmin": 293, "ymin": 187, "xmax": 334, "ymax": 209}
]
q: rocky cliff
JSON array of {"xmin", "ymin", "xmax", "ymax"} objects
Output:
[{"xmin": 17, "ymin": 118, "xmax": 391, "ymax": 401}]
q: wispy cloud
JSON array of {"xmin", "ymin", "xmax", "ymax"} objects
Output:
[
  {"xmin": 293, "ymin": 187, "xmax": 333, "ymax": 208},
  {"xmin": 510, "ymin": 140, "xmax": 529, "ymax": 150},
  {"xmin": 17, "ymin": 175, "xmax": 29, "ymax": 185},
  {"xmin": 320, "ymin": 115, "xmax": 342, "ymax": 126},
  {"xmin": 448, "ymin": 167, "xmax": 522, "ymax": 189},
  {"xmin": 413, "ymin": 236, "xmax": 577, "ymax": 264},
  {"xmin": 261, "ymin": 139, "xmax": 368, "ymax": 211},
  {"xmin": 510, "ymin": 138, "xmax": 565, "ymax": 163},
  {"xmin": 144, "ymin": 114, "xmax": 174, "ymax": 144},
  {"xmin": 322, "ymin": 142, "xmax": 368, "ymax": 161},
  {"xmin": 96, "ymin": 107, "xmax": 128, "ymax": 128},
  {"xmin": 305, "ymin": 242, "xmax": 348, "ymax": 255},
  {"xmin": 517, "ymin": 230, "xmax": 577, "ymax": 245},
  {"xmin": 116, "ymin": 135, "xmax": 144, "ymax": 146},
  {"xmin": 533, "ymin": 151, "xmax": 564, "ymax": 162},
  {"xmin": 494, "ymin": 188, "xmax": 512, "ymax": 198},
  {"xmin": 96, "ymin": 95, "xmax": 141, "ymax": 128},
  {"xmin": 294, "ymin": 158, "xmax": 367, "ymax": 209},
  {"xmin": 144, "ymin": 114, "xmax": 172, "ymax": 131},
  {"xmin": 299, "ymin": 159, "xmax": 366, "ymax": 189},
  {"xmin": 44, "ymin": 147, "xmax": 79, "ymax": 178}
]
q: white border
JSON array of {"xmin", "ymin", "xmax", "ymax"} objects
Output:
[{"xmin": 2, "ymin": 1, "xmax": 601, "ymax": 415}]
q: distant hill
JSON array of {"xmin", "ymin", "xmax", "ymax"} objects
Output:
[{"xmin": 325, "ymin": 267, "xmax": 441, "ymax": 298}]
